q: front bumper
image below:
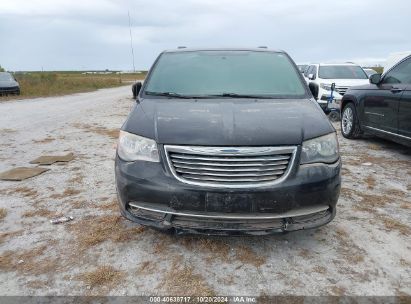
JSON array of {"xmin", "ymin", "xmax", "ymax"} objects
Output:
[
  {"xmin": 115, "ymin": 151, "xmax": 341, "ymax": 235},
  {"xmin": 0, "ymin": 86, "xmax": 20, "ymax": 95}
]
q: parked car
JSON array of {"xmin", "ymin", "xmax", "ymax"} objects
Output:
[
  {"xmin": 341, "ymin": 52, "xmax": 411, "ymax": 147},
  {"xmin": 363, "ymin": 68, "xmax": 378, "ymax": 77},
  {"xmin": 0, "ymin": 72, "xmax": 20, "ymax": 96},
  {"xmin": 303, "ymin": 63, "xmax": 369, "ymax": 112},
  {"xmin": 297, "ymin": 64, "xmax": 308, "ymax": 74},
  {"xmin": 115, "ymin": 48, "xmax": 341, "ymax": 235}
]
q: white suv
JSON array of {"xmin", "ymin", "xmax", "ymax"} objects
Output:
[{"xmin": 303, "ymin": 63, "xmax": 369, "ymax": 112}]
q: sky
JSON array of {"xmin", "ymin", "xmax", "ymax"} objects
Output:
[{"xmin": 0, "ymin": 0, "xmax": 410, "ymax": 71}]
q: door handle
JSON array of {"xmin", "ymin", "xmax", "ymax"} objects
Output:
[{"xmin": 391, "ymin": 87, "xmax": 403, "ymax": 93}]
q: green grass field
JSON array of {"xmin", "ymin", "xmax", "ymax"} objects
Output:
[{"xmin": 0, "ymin": 71, "xmax": 147, "ymax": 100}]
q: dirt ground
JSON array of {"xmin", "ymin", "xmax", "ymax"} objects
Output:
[{"xmin": 0, "ymin": 86, "xmax": 410, "ymax": 296}]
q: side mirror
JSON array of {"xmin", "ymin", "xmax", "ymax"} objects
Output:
[
  {"xmin": 132, "ymin": 82, "xmax": 142, "ymax": 99},
  {"xmin": 308, "ymin": 83, "xmax": 319, "ymax": 99},
  {"xmin": 369, "ymin": 73, "xmax": 381, "ymax": 85},
  {"xmin": 308, "ymin": 73, "xmax": 315, "ymax": 80}
]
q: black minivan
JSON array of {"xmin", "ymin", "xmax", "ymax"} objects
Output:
[{"xmin": 115, "ymin": 48, "xmax": 341, "ymax": 235}]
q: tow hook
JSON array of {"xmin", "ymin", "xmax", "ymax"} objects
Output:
[
  {"xmin": 163, "ymin": 213, "xmax": 174, "ymax": 227},
  {"xmin": 282, "ymin": 218, "xmax": 292, "ymax": 231}
]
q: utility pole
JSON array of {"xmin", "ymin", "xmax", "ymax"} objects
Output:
[{"xmin": 128, "ymin": 11, "xmax": 136, "ymax": 73}]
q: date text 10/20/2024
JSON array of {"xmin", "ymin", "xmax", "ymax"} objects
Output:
[{"xmin": 149, "ymin": 296, "xmax": 257, "ymax": 303}]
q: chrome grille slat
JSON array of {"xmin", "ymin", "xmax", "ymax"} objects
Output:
[
  {"xmin": 172, "ymin": 163, "xmax": 287, "ymax": 172},
  {"xmin": 176, "ymin": 168, "xmax": 285, "ymax": 177},
  {"xmin": 335, "ymin": 86, "xmax": 349, "ymax": 95},
  {"xmin": 165, "ymin": 145, "xmax": 297, "ymax": 188},
  {"xmin": 171, "ymin": 159, "xmax": 289, "ymax": 167},
  {"xmin": 170, "ymin": 154, "xmax": 290, "ymax": 162}
]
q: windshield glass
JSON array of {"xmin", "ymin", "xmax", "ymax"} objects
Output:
[
  {"xmin": 144, "ymin": 51, "xmax": 306, "ymax": 98},
  {"xmin": 318, "ymin": 65, "xmax": 368, "ymax": 79},
  {"xmin": 0, "ymin": 73, "xmax": 14, "ymax": 81}
]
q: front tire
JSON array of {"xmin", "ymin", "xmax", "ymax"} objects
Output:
[{"xmin": 341, "ymin": 103, "xmax": 362, "ymax": 138}]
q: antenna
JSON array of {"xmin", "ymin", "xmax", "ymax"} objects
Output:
[{"xmin": 128, "ymin": 11, "xmax": 136, "ymax": 73}]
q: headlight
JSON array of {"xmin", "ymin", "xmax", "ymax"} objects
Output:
[
  {"xmin": 320, "ymin": 83, "xmax": 332, "ymax": 91},
  {"xmin": 117, "ymin": 130, "xmax": 159, "ymax": 162},
  {"xmin": 301, "ymin": 133, "xmax": 339, "ymax": 164}
]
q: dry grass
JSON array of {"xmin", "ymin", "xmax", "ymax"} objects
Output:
[
  {"xmin": 0, "ymin": 208, "xmax": 7, "ymax": 220},
  {"xmin": 178, "ymin": 237, "xmax": 232, "ymax": 262},
  {"xmin": 384, "ymin": 189, "xmax": 407, "ymax": 198},
  {"xmin": 298, "ymin": 249, "xmax": 312, "ymax": 259},
  {"xmin": 353, "ymin": 193, "xmax": 388, "ymax": 213},
  {"xmin": 400, "ymin": 202, "xmax": 410, "ymax": 210},
  {"xmin": 335, "ymin": 227, "xmax": 365, "ymax": 264},
  {"xmin": 73, "ymin": 123, "xmax": 119, "ymax": 140},
  {"xmin": 329, "ymin": 286, "xmax": 347, "ymax": 296},
  {"xmin": 0, "ymin": 243, "xmax": 60, "ymax": 275},
  {"xmin": 68, "ymin": 174, "xmax": 84, "ymax": 184},
  {"xmin": 0, "ymin": 229, "xmax": 23, "ymax": 244},
  {"xmin": 159, "ymin": 256, "xmax": 214, "ymax": 296},
  {"xmin": 367, "ymin": 144, "xmax": 382, "ymax": 151},
  {"xmin": 95, "ymin": 199, "xmax": 118, "ymax": 212},
  {"xmin": 365, "ymin": 175, "xmax": 376, "ymax": 189},
  {"xmin": 77, "ymin": 265, "xmax": 124, "ymax": 288},
  {"xmin": 10, "ymin": 186, "xmax": 39, "ymax": 198},
  {"xmin": 32, "ymin": 136, "xmax": 55, "ymax": 144},
  {"xmin": 50, "ymin": 187, "xmax": 81, "ymax": 199},
  {"xmin": 340, "ymin": 186, "xmax": 389, "ymax": 213},
  {"xmin": 69, "ymin": 200, "xmax": 88, "ymax": 209},
  {"xmin": 344, "ymin": 153, "xmax": 410, "ymax": 168},
  {"xmin": 69, "ymin": 215, "xmax": 145, "ymax": 250},
  {"xmin": 378, "ymin": 215, "xmax": 411, "ymax": 236},
  {"xmin": 136, "ymin": 261, "xmax": 158, "ymax": 275},
  {"xmin": 0, "ymin": 128, "xmax": 17, "ymax": 133},
  {"xmin": 22, "ymin": 208, "xmax": 57, "ymax": 218},
  {"xmin": 235, "ymin": 245, "xmax": 266, "ymax": 267},
  {"xmin": 400, "ymin": 259, "xmax": 410, "ymax": 267},
  {"xmin": 312, "ymin": 266, "xmax": 327, "ymax": 274},
  {"xmin": 0, "ymin": 71, "xmax": 146, "ymax": 100},
  {"xmin": 26, "ymin": 280, "xmax": 49, "ymax": 289}
]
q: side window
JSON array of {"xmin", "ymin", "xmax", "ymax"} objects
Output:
[
  {"xmin": 304, "ymin": 66, "xmax": 312, "ymax": 77},
  {"xmin": 382, "ymin": 57, "xmax": 411, "ymax": 84},
  {"xmin": 311, "ymin": 66, "xmax": 318, "ymax": 78},
  {"xmin": 305, "ymin": 65, "xmax": 315, "ymax": 78}
]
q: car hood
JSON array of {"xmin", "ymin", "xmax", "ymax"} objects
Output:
[
  {"xmin": 0, "ymin": 80, "xmax": 19, "ymax": 88},
  {"xmin": 320, "ymin": 79, "xmax": 369, "ymax": 87},
  {"xmin": 122, "ymin": 98, "xmax": 334, "ymax": 146}
]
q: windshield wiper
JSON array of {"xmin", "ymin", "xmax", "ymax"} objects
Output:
[
  {"xmin": 145, "ymin": 91, "xmax": 198, "ymax": 99},
  {"xmin": 208, "ymin": 93, "xmax": 270, "ymax": 99}
]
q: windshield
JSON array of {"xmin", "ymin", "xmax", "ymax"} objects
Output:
[
  {"xmin": 0, "ymin": 73, "xmax": 14, "ymax": 81},
  {"xmin": 144, "ymin": 51, "xmax": 306, "ymax": 98},
  {"xmin": 318, "ymin": 65, "xmax": 368, "ymax": 79}
]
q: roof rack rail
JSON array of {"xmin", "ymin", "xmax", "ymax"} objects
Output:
[
  {"xmin": 177, "ymin": 46, "xmax": 187, "ymax": 49},
  {"xmin": 258, "ymin": 46, "xmax": 268, "ymax": 49}
]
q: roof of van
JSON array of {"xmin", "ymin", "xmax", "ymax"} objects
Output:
[
  {"xmin": 163, "ymin": 48, "xmax": 285, "ymax": 53},
  {"xmin": 383, "ymin": 51, "xmax": 411, "ymax": 74},
  {"xmin": 304, "ymin": 63, "xmax": 362, "ymax": 67}
]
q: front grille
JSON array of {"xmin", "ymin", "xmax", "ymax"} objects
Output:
[
  {"xmin": 335, "ymin": 86, "xmax": 349, "ymax": 95},
  {"xmin": 165, "ymin": 145, "xmax": 296, "ymax": 188},
  {"xmin": 0, "ymin": 86, "xmax": 19, "ymax": 92}
]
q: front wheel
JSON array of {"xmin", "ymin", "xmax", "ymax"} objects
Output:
[{"xmin": 341, "ymin": 103, "xmax": 362, "ymax": 138}]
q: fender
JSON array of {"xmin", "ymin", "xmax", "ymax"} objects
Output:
[{"xmin": 341, "ymin": 93, "xmax": 365, "ymax": 130}]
